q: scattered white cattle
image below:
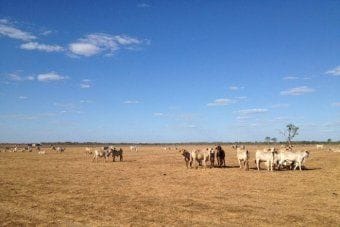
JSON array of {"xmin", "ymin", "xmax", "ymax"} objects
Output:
[
  {"xmin": 316, "ymin": 144, "xmax": 324, "ymax": 150},
  {"xmin": 92, "ymin": 149, "xmax": 110, "ymax": 162},
  {"xmin": 234, "ymin": 145, "xmax": 249, "ymax": 170},
  {"xmin": 190, "ymin": 148, "xmax": 213, "ymax": 168},
  {"xmin": 38, "ymin": 150, "xmax": 46, "ymax": 155},
  {"xmin": 51, "ymin": 146, "xmax": 65, "ymax": 153},
  {"xmin": 278, "ymin": 151, "xmax": 310, "ymax": 171},
  {"xmin": 255, "ymin": 148, "xmax": 276, "ymax": 171},
  {"xmin": 85, "ymin": 147, "xmax": 93, "ymax": 156},
  {"xmin": 130, "ymin": 145, "xmax": 138, "ymax": 152}
]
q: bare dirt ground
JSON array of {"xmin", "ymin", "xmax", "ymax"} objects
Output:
[{"xmin": 0, "ymin": 144, "xmax": 339, "ymax": 226}]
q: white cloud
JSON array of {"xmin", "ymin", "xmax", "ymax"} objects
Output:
[
  {"xmin": 80, "ymin": 84, "xmax": 91, "ymax": 88},
  {"xmin": 20, "ymin": 42, "xmax": 64, "ymax": 52},
  {"xmin": 154, "ymin": 112, "xmax": 164, "ymax": 116},
  {"xmin": 80, "ymin": 100, "xmax": 92, "ymax": 104},
  {"xmin": 280, "ymin": 86, "xmax": 315, "ymax": 96},
  {"xmin": 0, "ymin": 19, "xmax": 36, "ymax": 41},
  {"xmin": 69, "ymin": 33, "xmax": 144, "ymax": 57},
  {"xmin": 80, "ymin": 79, "xmax": 92, "ymax": 88},
  {"xmin": 271, "ymin": 103, "xmax": 290, "ymax": 108},
  {"xmin": 41, "ymin": 30, "xmax": 53, "ymax": 36},
  {"xmin": 332, "ymin": 102, "xmax": 340, "ymax": 107},
  {"xmin": 6, "ymin": 73, "xmax": 34, "ymax": 81},
  {"xmin": 235, "ymin": 96, "xmax": 247, "ymax": 100},
  {"xmin": 229, "ymin": 86, "xmax": 244, "ymax": 91},
  {"xmin": 18, "ymin": 96, "xmax": 28, "ymax": 99},
  {"xmin": 124, "ymin": 100, "xmax": 140, "ymax": 104},
  {"xmin": 137, "ymin": 3, "xmax": 151, "ymax": 8},
  {"xmin": 8, "ymin": 73, "xmax": 22, "ymax": 81},
  {"xmin": 69, "ymin": 42, "xmax": 101, "ymax": 57},
  {"xmin": 325, "ymin": 66, "xmax": 340, "ymax": 76},
  {"xmin": 283, "ymin": 76, "xmax": 299, "ymax": 80},
  {"xmin": 229, "ymin": 86, "xmax": 239, "ymax": 91},
  {"xmin": 207, "ymin": 98, "xmax": 235, "ymax": 106},
  {"xmin": 237, "ymin": 108, "xmax": 268, "ymax": 115},
  {"xmin": 37, "ymin": 72, "xmax": 67, "ymax": 82}
]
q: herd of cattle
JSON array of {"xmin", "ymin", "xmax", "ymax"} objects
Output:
[
  {"xmin": 180, "ymin": 145, "xmax": 310, "ymax": 171},
  {"xmin": 0, "ymin": 144, "xmax": 65, "ymax": 154},
  {"xmin": 1, "ymin": 143, "xmax": 339, "ymax": 171}
]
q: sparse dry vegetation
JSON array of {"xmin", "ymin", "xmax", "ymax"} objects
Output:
[{"xmin": 0, "ymin": 144, "xmax": 339, "ymax": 226}]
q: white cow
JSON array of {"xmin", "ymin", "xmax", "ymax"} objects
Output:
[
  {"xmin": 38, "ymin": 150, "xmax": 46, "ymax": 155},
  {"xmin": 92, "ymin": 149, "xmax": 110, "ymax": 162},
  {"xmin": 278, "ymin": 151, "xmax": 310, "ymax": 171},
  {"xmin": 255, "ymin": 148, "xmax": 276, "ymax": 171},
  {"xmin": 316, "ymin": 144, "xmax": 324, "ymax": 150},
  {"xmin": 130, "ymin": 145, "xmax": 138, "ymax": 152},
  {"xmin": 234, "ymin": 146, "xmax": 249, "ymax": 170},
  {"xmin": 191, "ymin": 148, "xmax": 213, "ymax": 168}
]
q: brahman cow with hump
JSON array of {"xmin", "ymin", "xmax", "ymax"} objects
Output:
[
  {"xmin": 277, "ymin": 150, "xmax": 310, "ymax": 171},
  {"xmin": 232, "ymin": 145, "xmax": 249, "ymax": 170},
  {"xmin": 255, "ymin": 148, "xmax": 276, "ymax": 171},
  {"xmin": 179, "ymin": 148, "xmax": 213, "ymax": 169}
]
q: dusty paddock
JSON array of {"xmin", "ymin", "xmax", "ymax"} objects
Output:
[{"xmin": 0, "ymin": 144, "xmax": 339, "ymax": 226}]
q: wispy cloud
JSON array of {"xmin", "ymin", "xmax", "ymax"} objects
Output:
[
  {"xmin": 271, "ymin": 103, "xmax": 290, "ymax": 108},
  {"xmin": 41, "ymin": 30, "xmax": 53, "ymax": 36},
  {"xmin": 80, "ymin": 84, "xmax": 91, "ymax": 88},
  {"xmin": 18, "ymin": 96, "xmax": 28, "ymax": 100},
  {"xmin": 237, "ymin": 108, "xmax": 268, "ymax": 115},
  {"xmin": 332, "ymin": 102, "xmax": 340, "ymax": 107},
  {"xmin": 6, "ymin": 73, "xmax": 34, "ymax": 81},
  {"xmin": 20, "ymin": 42, "xmax": 64, "ymax": 52},
  {"xmin": 229, "ymin": 86, "xmax": 244, "ymax": 91},
  {"xmin": 0, "ymin": 19, "xmax": 36, "ymax": 41},
  {"xmin": 137, "ymin": 3, "xmax": 151, "ymax": 8},
  {"xmin": 280, "ymin": 86, "xmax": 315, "ymax": 96},
  {"xmin": 80, "ymin": 79, "xmax": 92, "ymax": 88},
  {"xmin": 80, "ymin": 99, "xmax": 92, "ymax": 104},
  {"xmin": 37, "ymin": 72, "xmax": 67, "ymax": 82},
  {"xmin": 283, "ymin": 76, "xmax": 299, "ymax": 80},
  {"xmin": 325, "ymin": 66, "xmax": 340, "ymax": 76},
  {"xmin": 154, "ymin": 112, "xmax": 164, "ymax": 116},
  {"xmin": 124, "ymin": 100, "xmax": 140, "ymax": 104},
  {"xmin": 69, "ymin": 33, "xmax": 145, "ymax": 57},
  {"xmin": 207, "ymin": 98, "xmax": 236, "ymax": 106}
]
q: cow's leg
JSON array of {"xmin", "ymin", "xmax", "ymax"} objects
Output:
[
  {"xmin": 245, "ymin": 160, "xmax": 249, "ymax": 170},
  {"xmin": 256, "ymin": 160, "xmax": 260, "ymax": 171},
  {"xmin": 238, "ymin": 159, "xmax": 242, "ymax": 168},
  {"xmin": 120, "ymin": 155, "xmax": 123, "ymax": 161}
]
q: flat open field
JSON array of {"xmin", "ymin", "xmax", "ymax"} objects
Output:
[{"xmin": 0, "ymin": 144, "xmax": 339, "ymax": 226}]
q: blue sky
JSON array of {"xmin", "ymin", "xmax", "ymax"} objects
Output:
[{"xmin": 0, "ymin": 0, "xmax": 339, "ymax": 143}]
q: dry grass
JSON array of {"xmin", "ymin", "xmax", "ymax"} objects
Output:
[{"xmin": 0, "ymin": 144, "xmax": 339, "ymax": 226}]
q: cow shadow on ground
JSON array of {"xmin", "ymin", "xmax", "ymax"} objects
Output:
[
  {"xmin": 211, "ymin": 165, "xmax": 240, "ymax": 169},
  {"xmin": 248, "ymin": 166, "xmax": 321, "ymax": 171}
]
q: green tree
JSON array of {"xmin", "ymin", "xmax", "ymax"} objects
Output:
[
  {"xmin": 280, "ymin": 124, "xmax": 299, "ymax": 146},
  {"xmin": 265, "ymin": 136, "xmax": 271, "ymax": 144}
]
